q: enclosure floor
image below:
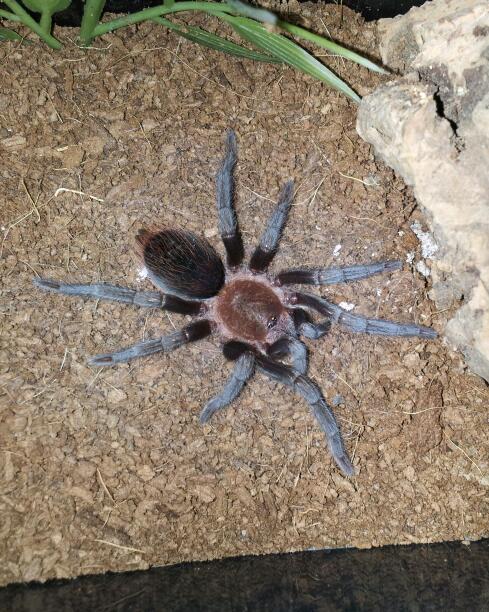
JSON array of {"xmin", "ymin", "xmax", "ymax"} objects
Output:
[{"xmin": 1, "ymin": 4, "xmax": 487, "ymax": 586}]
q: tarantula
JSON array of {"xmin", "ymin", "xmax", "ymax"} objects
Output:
[{"xmin": 34, "ymin": 130, "xmax": 436, "ymax": 476}]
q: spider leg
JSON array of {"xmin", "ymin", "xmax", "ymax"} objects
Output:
[
  {"xmin": 267, "ymin": 336, "xmax": 308, "ymax": 374},
  {"xmin": 88, "ymin": 320, "xmax": 211, "ymax": 366},
  {"xmin": 275, "ymin": 260, "xmax": 402, "ymax": 286},
  {"xmin": 200, "ymin": 352, "xmax": 255, "ymax": 424},
  {"xmin": 216, "ymin": 129, "xmax": 244, "ymax": 268},
  {"xmin": 290, "ymin": 308, "xmax": 332, "ymax": 340},
  {"xmin": 290, "ymin": 292, "xmax": 437, "ymax": 338},
  {"xmin": 33, "ymin": 279, "xmax": 202, "ymax": 315},
  {"xmin": 249, "ymin": 181, "xmax": 294, "ymax": 273},
  {"xmin": 256, "ymin": 356, "xmax": 354, "ymax": 477}
]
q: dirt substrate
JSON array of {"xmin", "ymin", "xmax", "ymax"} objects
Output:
[{"xmin": 1, "ymin": 4, "xmax": 487, "ymax": 586}]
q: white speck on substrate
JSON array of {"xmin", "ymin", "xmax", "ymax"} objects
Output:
[
  {"xmin": 333, "ymin": 244, "xmax": 342, "ymax": 257},
  {"xmin": 406, "ymin": 251, "xmax": 415, "ymax": 264},
  {"xmin": 204, "ymin": 227, "xmax": 218, "ymax": 239},
  {"xmin": 363, "ymin": 174, "xmax": 380, "ymax": 187},
  {"xmin": 411, "ymin": 222, "xmax": 439, "ymax": 259},
  {"xmin": 339, "ymin": 301, "xmax": 355, "ymax": 311},
  {"xmin": 376, "ymin": 288, "xmax": 382, "ymax": 297},
  {"xmin": 416, "ymin": 260, "xmax": 431, "ymax": 277},
  {"xmin": 137, "ymin": 266, "xmax": 148, "ymax": 282},
  {"xmin": 398, "ymin": 230, "xmax": 404, "ymax": 236}
]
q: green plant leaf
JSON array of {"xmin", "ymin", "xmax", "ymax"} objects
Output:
[
  {"xmin": 277, "ymin": 21, "xmax": 388, "ymax": 75},
  {"xmin": 0, "ymin": 25, "xmax": 23, "ymax": 40},
  {"xmin": 221, "ymin": 15, "xmax": 361, "ymax": 102},
  {"xmin": 21, "ymin": 0, "xmax": 71, "ymax": 14},
  {"xmin": 153, "ymin": 16, "xmax": 280, "ymax": 63},
  {"xmin": 225, "ymin": 0, "xmax": 385, "ymax": 75}
]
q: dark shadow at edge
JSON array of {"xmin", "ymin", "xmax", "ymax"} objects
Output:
[
  {"xmin": 1, "ymin": 538, "xmax": 488, "ymax": 612},
  {"xmin": 0, "ymin": 0, "xmax": 431, "ymax": 27}
]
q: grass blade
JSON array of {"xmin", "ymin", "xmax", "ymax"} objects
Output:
[
  {"xmin": 0, "ymin": 25, "xmax": 23, "ymax": 41},
  {"xmin": 153, "ymin": 16, "xmax": 281, "ymax": 63},
  {"xmin": 224, "ymin": 0, "xmax": 384, "ymax": 74},
  {"xmin": 278, "ymin": 21, "xmax": 388, "ymax": 75},
  {"xmin": 220, "ymin": 15, "xmax": 360, "ymax": 102}
]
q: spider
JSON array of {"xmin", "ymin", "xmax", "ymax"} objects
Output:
[{"xmin": 34, "ymin": 130, "xmax": 436, "ymax": 476}]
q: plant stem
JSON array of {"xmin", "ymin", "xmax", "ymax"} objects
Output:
[
  {"xmin": 79, "ymin": 0, "xmax": 107, "ymax": 45},
  {"xmin": 40, "ymin": 11, "xmax": 52, "ymax": 34},
  {"xmin": 92, "ymin": 1, "xmax": 233, "ymax": 37},
  {"xmin": 0, "ymin": 8, "xmax": 22, "ymax": 22},
  {"xmin": 2, "ymin": 0, "xmax": 61, "ymax": 48}
]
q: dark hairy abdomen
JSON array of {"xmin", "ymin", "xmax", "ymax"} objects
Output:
[{"xmin": 137, "ymin": 228, "xmax": 225, "ymax": 300}]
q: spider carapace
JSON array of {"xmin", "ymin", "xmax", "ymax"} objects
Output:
[{"xmin": 34, "ymin": 130, "xmax": 437, "ymax": 476}]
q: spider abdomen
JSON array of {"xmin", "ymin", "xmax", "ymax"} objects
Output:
[
  {"xmin": 136, "ymin": 228, "xmax": 225, "ymax": 300},
  {"xmin": 215, "ymin": 277, "xmax": 292, "ymax": 348}
]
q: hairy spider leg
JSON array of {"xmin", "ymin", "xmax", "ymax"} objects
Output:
[
  {"xmin": 290, "ymin": 307, "xmax": 332, "ymax": 340},
  {"xmin": 216, "ymin": 130, "xmax": 244, "ymax": 268},
  {"xmin": 255, "ymin": 355, "xmax": 355, "ymax": 477},
  {"xmin": 249, "ymin": 180, "xmax": 294, "ymax": 273},
  {"xmin": 200, "ymin": 351, "xmax": 255, "ymax": 424},
  {"xmin": 275, "ymin": 260, "xmax": 402, "ymax": 286},
  {"xmin": 292, "ymin": 292, "xmax": 437, "ymax": 338},
  {"xmin": 267, "ymin": 336, "xmax": 308, "ymax": 374},
  {"xmin": 33, "ymin": 278, "xmax": 202, "ymax": 315},
  {"xmin": 88, "ymin": 320, "xmax": 212, "ymax": 366}
]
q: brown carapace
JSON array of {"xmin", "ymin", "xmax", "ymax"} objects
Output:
[
  {"xmin": 34, "ymin": 130, "xmax": 437, "ymax": 476},
  {"xmin": 215, "ymin": 277, "xmax": 292, "ymax": 346}
]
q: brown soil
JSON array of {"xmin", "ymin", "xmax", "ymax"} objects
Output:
[{"xmin": 0, "ymin": 4, "xmax": 487, "ymax": 587}]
